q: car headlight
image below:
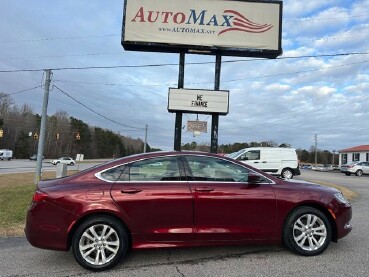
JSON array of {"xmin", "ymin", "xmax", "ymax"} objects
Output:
[{"xmin": 334, "ymin": 192, "xmax": 349, "ymax": 204}]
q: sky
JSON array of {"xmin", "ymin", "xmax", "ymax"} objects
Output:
[{"xmin": 0, "ymin": 0, "xmax": 368, "ymax": 152}]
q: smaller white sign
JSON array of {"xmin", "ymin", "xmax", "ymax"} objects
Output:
[
  {"xmin": 168, "ymin": 88, "xmax": 229, "ymax": 114},
  {"xmin": 187, "ymin": 121, "xmax": 207, "ymax": 133},
  {"xmin": 76, "ymin": 154, "xmax": 84, "ymax": 162}
]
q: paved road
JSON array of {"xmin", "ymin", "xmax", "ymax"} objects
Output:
[
  {"xmin": 0, "ymin": 159, "xmax": 108, "ymax": 174},
  {"xmin": 0, "ymin": 170, "xmax": 368, "ymax": 276}
]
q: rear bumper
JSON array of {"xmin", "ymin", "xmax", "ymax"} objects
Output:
[
  {"xmin": 293, "ymin": 167, "xmax": 301, "ymax": 176},
  {"xmin": 25, "ymin": 201, "xmax": 78, "ymax": 251}
]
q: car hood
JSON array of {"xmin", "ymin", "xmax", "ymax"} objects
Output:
[{"xmin": 283, "ymin": 178, "xmax": 340, "ymax": 194}]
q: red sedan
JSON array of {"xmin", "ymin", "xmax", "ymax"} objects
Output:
[{"xmin": 25, "ymin": 151, "xmax": 352, "ymax": 271}]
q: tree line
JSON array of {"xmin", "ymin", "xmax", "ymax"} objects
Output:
[
  {"xmin": 0, "ymin": 92, "xmax": 151, "ymax": 159},
  {"xmin": 1, "ymin": 91, "xmax": 337, "ymax": 164}
]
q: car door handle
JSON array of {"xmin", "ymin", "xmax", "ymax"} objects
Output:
[
  {"xmin": 121, "ymin": 188, "xmax": 142, "ymax": 194},
  {"xmin": 262, "ymin": 161, "xmax": 267, "ymax": 163},
  {"xmin": 254, "ymin": 161, "xmax": 259, "ymax": 163},
  {"xmin": 195, "ymin": 187, "xmax": 214, "ymax": 192}
]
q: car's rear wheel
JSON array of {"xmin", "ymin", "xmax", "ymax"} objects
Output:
[
  {"xmin": 281, "ymin": 168, "xmax": 293, "ymax": 179},
  {"xmin": 345, "ymin": 172, "xmax": 351, "ymax": 176},
  {"xmin": 70, "ymin": 162, "xmax": 75, "ymax": 166},
  {"xmin": 283, "ymin": 206, "xmax": 331, "ymax": 256},
  {"xmin": 356, "ymin": 170, "xmax": 363, "ymax": 176},
  {"xmin": 72, "ymin": 216, "xmax": 129, "ymax": 271}
]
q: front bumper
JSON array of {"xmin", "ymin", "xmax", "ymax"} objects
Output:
[{"xmin": 334, "ymin": 203, "xmax": 353, "ymax": 240}]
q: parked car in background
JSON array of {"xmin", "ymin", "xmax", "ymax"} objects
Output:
[
  {"xmin": 26, "ymin": 151, "xmax": 352, "ymax": 271},
  {"xmin": 0, "ymin": 149, "xmax": 13, "ymax": 160},
  {"xmin": 300, "ymin": 164, "xmax": 312, "ymax": 170},
  {"xmin": 340, "ymin": 162, "xmax": 369, "ymax": 176},
  {"xmin": 227, "ymin": 147, "xmax": 300, "ymax": 179},
  {"xmin": 30, "ymin": 154, "xmax": 44, "ymax": 161},
  {"xmin": 51, "ymin": 157, "xmax": 75, "ymax": 165},
  {"xmin": 312, "ymin": 164, "xmax": 334, "ymax": 171}
]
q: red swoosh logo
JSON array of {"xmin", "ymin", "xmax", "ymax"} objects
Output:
[{"xmin": 219, "ymin": 10, "xmax": 273, "ymax": 36}]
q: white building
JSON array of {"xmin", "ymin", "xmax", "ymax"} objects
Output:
[{"xmin": 339, "ymin": 145, "xmax": 369, "ymax": 166}]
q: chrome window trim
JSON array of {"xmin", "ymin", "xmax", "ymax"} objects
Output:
[
  {"xmin": 95, "ymin": 155, "xmax": 180, "ymax": 183},
  {"xmin": 95, "ymin": 153, "xmax": 276, "ymax": 185}
]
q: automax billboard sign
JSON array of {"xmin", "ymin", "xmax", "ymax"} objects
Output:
[{"xmin": 122, "ymin": 0, "xmax": 283, "ymax": 58}]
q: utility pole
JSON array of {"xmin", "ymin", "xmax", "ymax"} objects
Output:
[
  {"xmin": 143, "ymin": 124, "xmax": 148, "ymax": 153},
  {"xmin": 314, "ymin": 134, "xmax": 318, "ymax": 166},
  {"xmin": 34, "ymin": 69, "xmax": 52, "ymax": 185}
]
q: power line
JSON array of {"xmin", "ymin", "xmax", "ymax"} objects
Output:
[
  {"xmin": 240, "ymin": 93, "xmax": 369, "ymax": 128},
  {"xmin": 53, "ymin": 58, "xmax": 369, "ymax": 87},
  {"xmin": 1, "ymin": 51, "xmax": 368, "ymax": 73},
  {"xmin": 222, "ymin": 59, "xmax": 369, "ymax": 83},
  {"xmin": 1, "ymin": 85, "xmax": 42, "ymax": 96},
  {"xmin": 53, "ymin": 85, "xmax": 145, "ymax": 130}
]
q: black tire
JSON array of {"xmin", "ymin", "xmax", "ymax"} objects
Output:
[
  {"xmin": 356, "ymin": 170, "xmax": 363, "ymax": 177},
  {"xmin": 345, "ymin": 172, "xmax": 351, "ymax": 176},
  {"xmin": 283, "ymin": 206, "xmax": 331, "ymax": 256},
  {"xmin": 70, "ymin": 162, "xmax": 75, "ymax": 166},
  {"xmin": 72, "ymin": 216, "xmax": 129, "ymax": 271},
  {"xmin": 281, "ymin": 168, "xmax": 293, "ymax": 179}
]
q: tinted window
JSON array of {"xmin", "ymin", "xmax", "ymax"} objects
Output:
[
  {"xmin": 185, "ymin": 155, "xmax": 250, "ymax": 182},
  {"xmin": 127, "ymin": 156, "xmax": 181, "ymax": 181},
  {"xmin": 100, "ymin": 165, "xmax": 126, "ymax": 181}
]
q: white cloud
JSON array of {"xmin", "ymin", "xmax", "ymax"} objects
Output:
[{"xmin": 283, "ymin": 0, "xmax": 337, "ymax": 17}]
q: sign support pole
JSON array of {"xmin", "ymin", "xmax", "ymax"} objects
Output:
[
  {"xmin": 174, "ymin": 52, "xmax": 185, "ymax": 151},
  {"xmin": 211, "ymin": 54, "xmax": 222, "ymax": 153}
]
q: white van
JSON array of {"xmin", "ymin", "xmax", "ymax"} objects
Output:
[
  {"xmin": 228, "ymin": 147, "xmax": 300, "ymax": 179},
  {"xmin": 0, "ymin": 149, "xmax": 13, "ymax": 161}
]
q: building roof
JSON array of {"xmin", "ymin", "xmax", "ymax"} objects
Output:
[{"xmin": 339, "ymin": 145, "xmax": 369, "ymax": 153}]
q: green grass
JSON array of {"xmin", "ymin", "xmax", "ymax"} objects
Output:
[
  {"xmin": 0, "ymin": 171, "xmax": 75, "ymax": 236},
  {"xmin": 0, "ymin": 184, "xmax": 35, "ymax": 229}
]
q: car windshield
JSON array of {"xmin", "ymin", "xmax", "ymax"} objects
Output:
[{"xmin": 227, "ymin": 149, "xmax": 244, "ymax": 159}]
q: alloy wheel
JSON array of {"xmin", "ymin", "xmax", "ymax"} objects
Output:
[
  {"xmin": 292, "ymin": 214, "xmax": 327, "ymax": 251},
  {"xmin": 79, "ymin": 224, "xmax": 120, "ymax": 266}
]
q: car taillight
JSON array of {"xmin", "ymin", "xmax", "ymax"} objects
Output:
[{"xmin": 32, "ymin": 191, "xmax": 48, "ymax": 203}]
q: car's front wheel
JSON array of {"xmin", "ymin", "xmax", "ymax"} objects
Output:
[
  {"xmin": 283, "ymin": 206, "xmax": 331, "ymax": 256},
  {"xmin": 70, "ymin": 162, "xmax": 75, "ymax": 166},
  {"xmin": 356, "ymin": 170, "xmax": 363, "ymax": 176},
  {"xmin": 72, "ymin": 216, "xmax": 129, "ymax": 271}
]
